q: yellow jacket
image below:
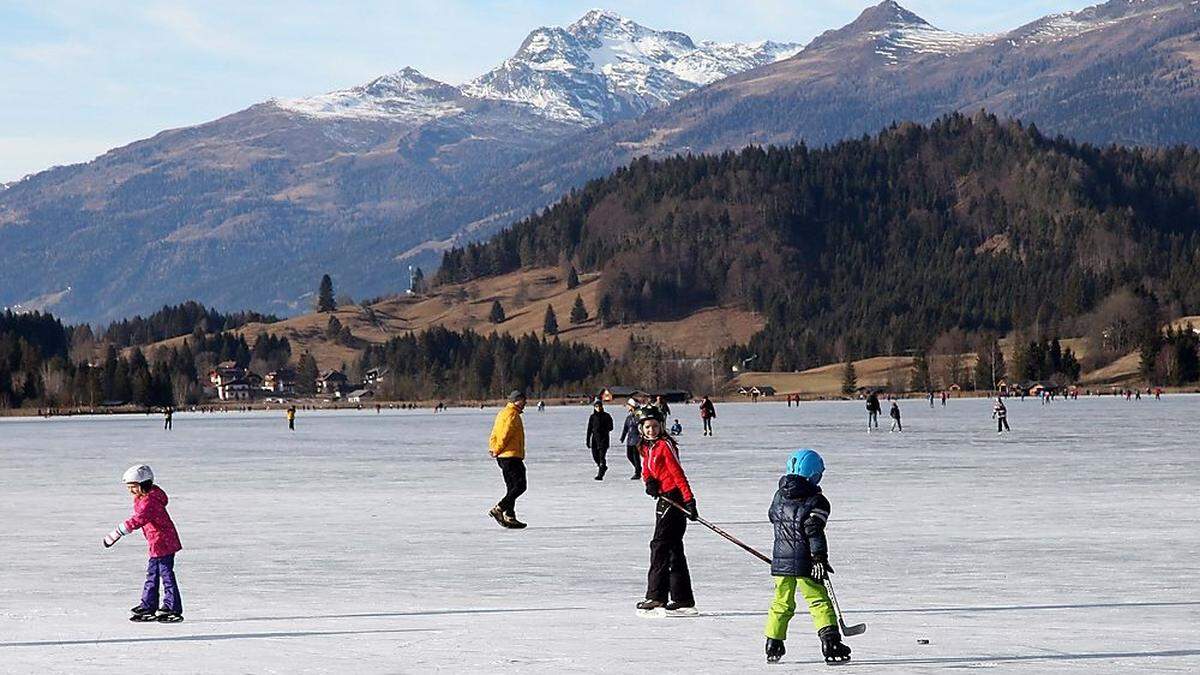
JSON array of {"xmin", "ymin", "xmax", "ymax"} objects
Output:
[{"xmin": 489, "ymin": 403, "xmax": 525, "ymax": 459}]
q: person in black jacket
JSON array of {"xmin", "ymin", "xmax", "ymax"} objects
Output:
[
  {"xmin": 865, "ymin": 392, "xmax": 881, "ymax": 431},
  {"xmin": 762, "ymin": 449, "xmax": 851, "ymax": 665},
  {"xmin": 586, "ymin": 399, "xmax": 614, "ymax": 480},
  {"xmin": 619, "ymin": 399, "xmax": 642, "ymax": 479}
]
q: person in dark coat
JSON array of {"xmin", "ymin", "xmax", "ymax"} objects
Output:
[
  {"xmin": 619, "ymin": 398, "xmax": 642, "ymax": 479},
  {"xmin": 763, "ymin": 449, "xmax": 850, "ymax": 665},
  {"xmin": 586, "ymin": 399, "xmax": 614, "ymax": 480},
  {"xmin": 699, "ymin": 396, "xmax": 716, "ymax": 436},
  {"xmin": 889, "ymin": 402, "xmax": 902, "ymax": 432},
  {"xmin": 865, "ymin": 392, "xmax": 881, "ymax": 431}
]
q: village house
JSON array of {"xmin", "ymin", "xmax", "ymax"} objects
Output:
[
  {"xmin": 208, "ymin": 361, "xmax": 244, "ymax": 388},
  {"xmin": 217, "ymin": 379, "xmax": 253, "ymax": 401},
  {"xmin": 262, "ymin": 368, "xmax": 297, "ymax": 395},
  {"xmin": 345, "ymin": 389, "xmax": 374, "ymax": 403},
  {"xmin": 363, "ymin": 367, "xmax": 389, "ymax": 386},
  {"xmin": 317, "ymin": 370, "xmax": 348, "ymax": 396},
  {"xmin": 599, "ymin": 385, "xmax": 646, "ymax": 402}
]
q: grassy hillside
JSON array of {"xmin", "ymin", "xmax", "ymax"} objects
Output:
[{"xmin": 137, "ymin": 267, "xmax": 763, "ymax": 372}]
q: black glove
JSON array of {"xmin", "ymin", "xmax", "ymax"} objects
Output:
[
  {"xmin": 683, "ymin": 499, "xmax": 698, "ymax": 521},
  {"xmin": 810, "ymin": 555, "xmax": 834, "ymax": 582},
  {"xmin": 644, "ymin": 478, "xmax": 661, "ymax": 497}
]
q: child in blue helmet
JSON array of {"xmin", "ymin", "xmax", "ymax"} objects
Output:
[{"xmin": 763, "ymin": 449, "xmax": 851, "ymax": 665}]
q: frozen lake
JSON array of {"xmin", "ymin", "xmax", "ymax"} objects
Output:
[{"xmin": 1, "ymin": 397, "xmax": 1198, "ymax": 673}]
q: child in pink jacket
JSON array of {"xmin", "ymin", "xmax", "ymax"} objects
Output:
[{"xmin": 103, "ymin": 464, "xmax": 184, "ymax": 623}]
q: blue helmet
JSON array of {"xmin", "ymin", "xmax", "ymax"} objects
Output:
[{"xmin": 786, "ymin": 449, "xmax": 825, "ymax": 485}]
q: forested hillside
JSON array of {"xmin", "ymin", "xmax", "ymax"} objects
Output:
[{"xmin": 438, "ymin": 113, "xmax": 1200, "ymax": 370}]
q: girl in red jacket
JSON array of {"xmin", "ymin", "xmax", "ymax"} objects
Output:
[
  {"xmin": 103, "ymin": 465, "xmax": 184, "ymax": 623},
  {"xmin": 635, "ymin": 405, "xmax": 698, "ymax": 614}
]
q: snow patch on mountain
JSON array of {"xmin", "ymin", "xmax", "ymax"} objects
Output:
[{"xmin": 273, "ymin": 67, "xmax": 464, "ymax": 122}]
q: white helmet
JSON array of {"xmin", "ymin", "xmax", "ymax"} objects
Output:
[
  {"xmin": 626, "ymin": 398, "xmax": 638, "ymax": 408},
  {"xmin": 123, "ymin": 464, "xmax": 154, "ymax": 484}
]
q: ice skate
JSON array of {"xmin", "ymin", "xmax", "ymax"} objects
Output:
[
  {"xmin": 130, "ymin": 605, "xmax": 156, "ymax": 616},
  {"xmin": 819, "ymin": 626, "xmax": 851, "ymax": 664},
  {"xmin": 129, "ymin": 613, "xmax": 159, "ymax": 622},
  {"xmin": 488, "ymin": 504, "xmax": 513, "ymax": 528},
  {"xmin": 766, "ymin": 637, "xmax": 785, "ymax": 663},
  {"xmin": 663, "ymin": 600, "xmax": 698, "ymax": 617},
  {"xmin": 502, "ymin": 512, "xmax": 527, "ymax": 529},
  {"xmin": 155, "ymin": 611, "xmax": 184, "ymax": 623}
]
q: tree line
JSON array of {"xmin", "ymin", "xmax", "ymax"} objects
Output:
[{"xmin": 436, "ymin": 112, "xmax": 1200, "ymax": 380}]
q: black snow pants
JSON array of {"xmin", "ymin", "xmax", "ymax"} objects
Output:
[
  {"xmin": 591, "ymin": 442, "xmax": 608, "ymax": 469},
  {"xmin": 626, "ymin": 445, "xmax": 641, "ymax": 477},
  {"xmin": 497, "ymin": 457, "xmax": 527, "ymax": 516},
  {"xmin": 646, "ymin": 490, "xmax": 694, "ymax": 605}
]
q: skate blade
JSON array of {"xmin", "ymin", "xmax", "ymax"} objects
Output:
[
  {"xmin": 129, "ymin": 614, "xmax": 159, "ymax": 622},
  {"xmin": 637, "ymin": 607, "xmax": 699, "ymax": 618}
]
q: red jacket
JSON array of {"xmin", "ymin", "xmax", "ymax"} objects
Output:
[
  {"xmin": 641, "ymin": 437, "xmax": 694, "ymax": 502},
  {"xmin": 124, "ymin": 486, "xmax": 183, "ymax": 558}
]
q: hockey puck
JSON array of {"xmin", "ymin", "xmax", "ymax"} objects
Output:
[{"xmin": 917, "ymin": 639, "xmax": 930, "ymax": 645}]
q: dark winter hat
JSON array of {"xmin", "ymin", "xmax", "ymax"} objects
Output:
[{"xmin": 508, "ymin": 390, "xmax": 527, "ymax": 402}]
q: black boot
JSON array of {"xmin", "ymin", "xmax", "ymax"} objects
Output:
[
  {"xmin": 765, "ymin": 637, "xmax": 785, "ymax": 663},
  {"xmin": 636, "ymin": 599, "xmax": 665, "ymax": 610},
  {"xmin": 819, "ymin": 626, "xmax": 851, "ymax": 664}
]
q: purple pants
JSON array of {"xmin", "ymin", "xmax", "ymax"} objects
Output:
[{"xmin": 141, "ymin": 554, "xmax": 182, "ymax": 614}]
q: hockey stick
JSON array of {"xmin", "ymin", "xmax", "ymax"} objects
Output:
[
  {"xmin": 659, "ymin": 496, "xmax": 771, "ymax": 564},
  {"xmin": 823, "ymin": 577, "xmax": 867, "ymax": 636},
  {"xmin": 661, "ymin": 495, "xmax": 866, "ymax": 636}
]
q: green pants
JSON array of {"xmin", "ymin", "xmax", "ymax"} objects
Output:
[{"xmin": 764, "ymin": 575, "xmax": 837, "ymax": 640}]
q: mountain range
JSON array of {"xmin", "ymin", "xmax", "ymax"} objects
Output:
[{"xmin": 3, "ymin": 0, "xmax": 1199, "ymax": 324}]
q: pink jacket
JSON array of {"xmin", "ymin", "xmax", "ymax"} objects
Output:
[{"xmin": 124, "ymin": 486, "xmax": 182, "ymax": 557}]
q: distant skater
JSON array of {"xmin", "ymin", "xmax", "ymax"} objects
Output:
[
  {"xmin": 163, "ymin": 407, "xmax": 172, "ymax": 431},
  {"xmin": 620, "ymin": 399, "xmax": 643, "ymax": 479},
  {"xmin": 889, "ymin": 402, "xmax": 901, "ymax": 432},
  {"xmin": 286, "ymin": 406, "xmax": 296, "ymax": 430},
  {"xmin": 763, "ymin": 450, "xmax": 851, "ymax": 665},
  {"xmin": 586, "ymin": 399, "xmax": 613, "ymax": 481},
  {"xmin": 928, "ymin": 391, "xmax": 935, "ymax": 408},
  {"xmin": 941, "ymin": 391, "xmax": 948, "ymax": 406},
  {"xmin": 993, "ymin": 397, "xmax": 1010, "ymax": 433},
  {"xmin": 670, "ymin": 419, "xmax": 683, "ymax": 436},
  {"xmin": 537, "ymin": 400, "xmax": 546, "ymax": 412},
  {"xmin": 488, "ymin": 390, "xmax": 528, "ymax": 529},
  {"xmin": 103, "ymin": 465, "xmax": 184, "ymax": 623},
  {"xmin": 699, "ymin": 395, "xmax": 716, "ymax": 436},
  {"xmin": 865, "ymin": 392, "xmax": 881, "ymax": 431},
  {"xmin": 654, "ymin": 395, "xmax": 671, "ymax": 418}
]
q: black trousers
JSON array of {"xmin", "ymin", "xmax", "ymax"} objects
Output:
[
  {"xmin": 497, "ymin": 457, "xmax": 527, "ymax": 515},
  {"xmin": 646, "ymin": 492, "xmax": 693, "ymax": 604},
  {"xmin": 626, "ymin": 446, "xmax": 641, "ymax": 476},
  {"xmin": 997, "ymin": 417, "xmax": 1010, "ymax": 432},
  {"xmin": 591, "ymin": 443, "xmax": 608, "ymax": 468},
  {"xmin": 702, "ymin": 418, "xmax": 712, "ymax": 433}
]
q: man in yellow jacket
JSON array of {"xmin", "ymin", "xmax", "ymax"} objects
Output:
[{"xmin": 488, "ymin": 390, "xmax": 528, "ymax": 529}]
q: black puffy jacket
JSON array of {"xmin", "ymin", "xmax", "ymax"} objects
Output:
[{"xmin": 768, "ymin": 474, "xmax": 831, "ymax": 577}]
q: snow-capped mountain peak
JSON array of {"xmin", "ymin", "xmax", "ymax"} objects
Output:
[
  {"xmin": 275, "ymin": 10, "xmax": 799, "ymax": 126},
  {"xmin": 273, "ymin": 66, "xmax": 464, "ymax": 122},
  {"xmin": 810, "ymin": 1, "xmax": 993, "ymax": 64},
  {"xmin": 463, "ymin": 10, "xmax": 800, "ymax": 124}
]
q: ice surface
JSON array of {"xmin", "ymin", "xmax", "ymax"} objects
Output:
[{"xmin": 1, "ymin": 397, "xmax": 1199, "ymax": 672}]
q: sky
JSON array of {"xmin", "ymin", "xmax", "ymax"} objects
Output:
[{"xmin": 0, "ymin": 0, "xmax": 1090, "ymax": 183}]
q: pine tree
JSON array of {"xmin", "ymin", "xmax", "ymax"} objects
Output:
[
  {"xmin": 840, "ymin": 361, "xmax": 857, "ymax": 397},
  {"xmin": 569, "ymin": 294, "xmax": 588, "ymax": 324},
  {"xmin": 297, "ymin": 352, "xmax": 319, "ymax": 395},
  {"xmin": 325, "ymin": 315, "xmax": 343, "ymax": 340},
  {"xmin": 317, "ymin": 274, "xmax": 336, "ymax": 313},
  {"xmin": 488, "ymin": 300, "xmax": 506, "ymax": 324},
  {"xmin": 543, "ymin": 305, "xmax": 559, "ymax": 336},
  {"xmin": 597, "ymin": 294, "xmax": 614, "ymax": 327},
  {"xmin": 566, "ymin": 265, "xmax": 580, "ymax": 289},
  {"xmin": 909, "ymin": 353, "xmax": 932, "ymax": 392}
]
